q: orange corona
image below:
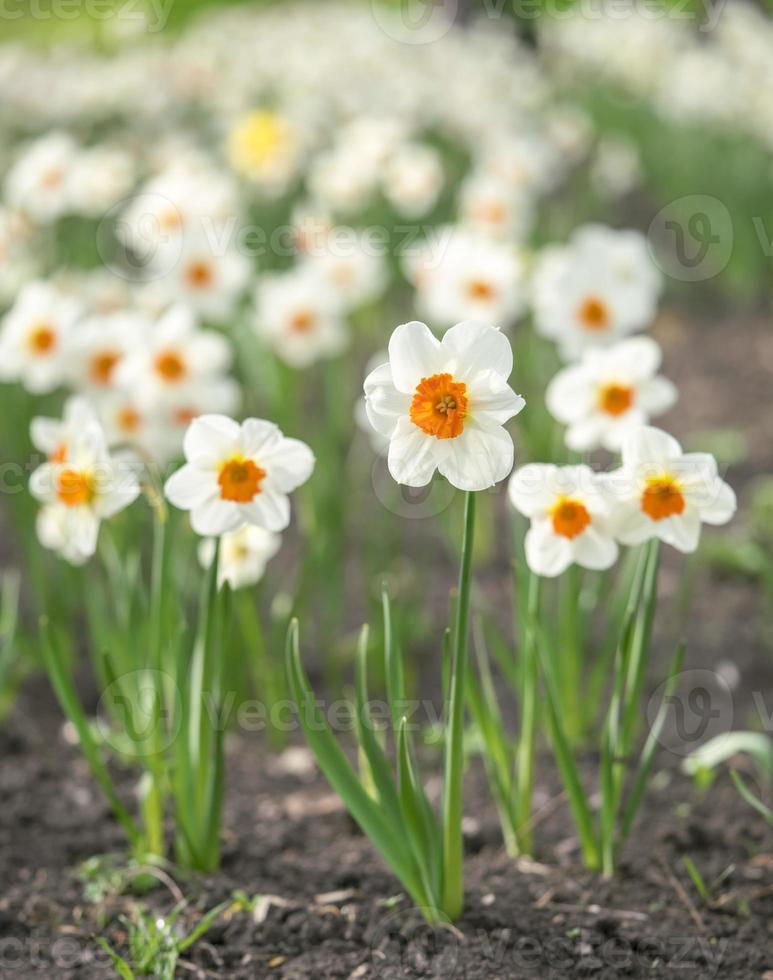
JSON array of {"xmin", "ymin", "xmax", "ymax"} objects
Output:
[
  {"xmin": 217, "ymin": 456, "xmax": 266, "ymax": 502},
  {"xmin": 641, "ymin": 475, "xmax": 685, "ymax": 521},
  {"xmin": 550, "ymin": 497, "xmax": 592, "ymax": 539},
  {"xmin": 598, "ymin": 382, "xmax": 634, "ymax": 416},
  {"xmin": 57, "ymin": 469, "xmax": 94, "ymax": 507},
  {"xmin": 577, "ymin": 296, "xmax": 610, "ymax": 331},
  {"xmin": 410, "ymin": 373, "xmax": 468, "ymax": 440}
]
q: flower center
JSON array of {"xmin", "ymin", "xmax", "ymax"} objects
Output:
[
  {"xmin": 290, "ymin": 310, "xmax": 315, "ymax": 334},
  {"xmin": 551, "ymin": 496, "xmax": 592, "ymax": 539},
  {"xmin": 218, "ymin": 456, "xmax": 266, "ymax": 502},
  {"xmin": 57, "ymin": 468, "xmax": 94, "ymax": 507},
  {"xmin": 185, "ymin": 260, "xmax": 214, "ymax": 290},
  {"xmin": 578, "ymin": 295, "xmax": 610, "ymax": 331},
  {"xmin": 641, "ymin": 475, "xmax": 685, "ymax": 521},
  {"xmin": 173, "ymin": 406, "xmax": 197, "ymax": 427},
  {"xmin": 228, "ymin": 110, "xmax": 293, "ymax": 173},
  {"xmin": 466, "ymin": 279, "xmax": 495, "ymax": 301},
  {"xmin": 115, "ymin": 406, "xmax": 141, "ymax": 433},
  {"xmin": 28, "ymin": 323, "xmax": 56, "ymax": 354},
  {"xmin": 410, "ymin": 373, "xmax": 468, "ymax": 440},
  {"xmin": 90, "ymin": 350, "xmax": 121, "ymax": 385},
  {"xmin": 50, "ymin": 443, "xmax": 68, "ymax": 464},
  {"xmin": 154, "ymin": 349, "xmax": 187, "ymax": 382},
  {"xmin": 598, "ymin": 382, "xmax": 634, "ymax": 416}
]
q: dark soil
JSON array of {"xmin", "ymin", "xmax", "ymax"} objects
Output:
[{"xmin": 2, "ymin": 312, "xmax": 773, "ymax": 980}]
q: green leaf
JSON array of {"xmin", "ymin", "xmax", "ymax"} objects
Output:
[
  {"xmin": 286, "ymin": 620, "xmax": 429, "ymax": 908},
  {"xmin": 397, "ymin": 718, "xmax": 440, "ymax": 907},
  {"xmin": 94, "ymin": 938, "xmax": 135, "ymax": 980},
  {"xmin": 353, "ymin": 625, "xmax": 402, "ymax": 827},
  {"xmin": 730, "ymin": 770, "xmax": 773, "ymax": 825}
]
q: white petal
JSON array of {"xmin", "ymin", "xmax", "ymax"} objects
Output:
[
  {"xmin": 525, "ymin": 521, "xmax": 573, "ymax": 577},
  {"xmin": 613, "ymin": 336, "xmax": 662, "ymax": 379},
  {"xmin": 29, "ymin": 463, "xmax": 56, "ymax": 503},
  {"xmin": 387, "ymin": 416, "xmax": 438, "ymax": 487},
  {"xmin": 183, "ymin": 414, "xmax": 240, "ymax": 467},
  {"xmin": 572, "ymin": 525, "xmax": 619, "ymax": 571},
  {"xmin": 658, "ymin": 511, "xmax": 702, "ymax": 553},
  {"xmin": 435, "ymin": 419, "xmax": 514, "ymax": 491},
  {"xmin": 621, "ymin": 425, "xmax": 682, "ymax": 466},
  {"xmin": 388, "ymin": 321, "xmax": 441, "ymax": 393},
  {"xmin": 565, "ymin": 416, "xmax": 607, "ymax": 453},
  {"xmin": 637, "ymin": 376, "xmax": 678, "ymax": 415},
  {"xmin": 363, "ymin": 362, "xmax": 410, "ymax": 437},
  {"xmin": 190, "ymin": 496, "xmax": 243, "ymax": 536},
  {"xmin": 545, "ymin": 366, "xmax": 595, "ymax": 424},
  {"xmin": 30, "ymin": 417, "xmax": 62, "ymax": 454},
  {"xmin": 610, "ymin": 499, "xmax": 658, "ymax": 546},
  {"xmin": 260, "ymin": 437, "xmax": 315, "ymax": 493},
  {"xmin": 240, "ymin": 490, "xmax": 291, "ymax": 532},
  {"xmin": 441, "ymin": 320, "xmax": 513, "ymax": 382},
  {"xmin": 164, "ymin": 463, "xmax": 214, "ymax": 509},
  {"xmin": 468, "ymin": 371, "xmax": 525, "ymax": 426},
  {"xmin": 508, "ymin": 464, "xmax": 560, "ymax": 517},
  {"xmin": 697, "ymin": 479, "xmax": 736, "ymax": 526},
  {"xmin": 65, "ymin": 507, "xmax": 100, "ymax": 557},
  {"xmin": 240, "ymin": 418, "xmax": 282, "ymax": 457}
]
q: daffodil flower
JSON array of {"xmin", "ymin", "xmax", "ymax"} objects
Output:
[
  {"xmin": 604, "ymin": 426, "xmax": 736, "ymax": 553},
  {"xmin": 509, "ymin": 463, "xmax": 619, "ymax": 577},
  {"xmin": 198, "ymin": 525, "xmax": 281, "ymax": 590},
  {"xmin": 164, "ymin": 414, "xmax": 315, "ymax": 535},
  {"xmin": 364, "ymin": 320, "xmax": 525, "ymax": 491},
  {"xmin": 29, "ymin": 418, "xmax": 141, "ymax": 562},
  {"xmin": 546, "ymin": 337, "xmax": 678, "ymax": 452}
]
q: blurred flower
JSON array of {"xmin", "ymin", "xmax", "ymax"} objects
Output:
[
  {"xmin": 382, "ymin": 142, "xmax": 444, "ymax": 218},
  {"xmin": 532, "ymin": 224, "xmax": 661, "ymax": 360},
  {"xmin": 605, "ymin": 426, "xmax": 736, "ymax": 553},
  {"xmin": 414, "ymin": 227, "xmax": 527, "ymax": 330},
  {"xmin": 254, "ymin": 267, "xmax": 347, "ymax": 368},
  {"xmin": 151, "ymin": 233, "xmax": 251, "ymax": 322},
  {"xmin": 363, "ymin": 319, "xmax": 525, "ymax": 491},
  {"xmin": 164, "ymin": 414, "xmax": 314, "ymax": 535},
  {"xmin": 116, "ymin": 304, "xmax": 233, "ymax": 410},
  {"xmin": 68, "ymin": 144, "xmax": 136, "ymax": 218},
  {"xmin": 0, "ymin": 280, "xmax": 81, "ymax": 393},
  {"xmin": 4, "ymin": 132, "xmax": 79, "ymax": 222},
  {"xmin": 226, "ymin": 109, "xmax": 301, "ymax": 195},
  {"xmin": 458, "ymin": 173, "xmax": 534, "ymax": 241},
  {"xmin": 65, "ymin": 311, "xmax": 149, "ymax": 395},
  {"xmin": 29, "ymin": 416, "xmax": 141, "ymax": 563},
  {"xmin": 546, "ymin": 337, "xmax": 678, "ymax": 452},
  {"xmin": 509, "ymin": 463, "xmax": 619, "ymax": 576},
  {"xmin": 301, "ymin": 229, "xmax": 387, "ymax": 312},
  {"xmin": 199, "ymin": 524, "xmax": 281, "ymax": 589},
  {"xmin": 31, "ymin": 395, "xmax": 99, "ymax": 464}
]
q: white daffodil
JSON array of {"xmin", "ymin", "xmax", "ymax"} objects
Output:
[
  {"xmin": 115, "ymin": 305, "xmax": 233, "ymax": 411},
  {"xmin": 65, "ymin": 311, "xmax": 149, "ymax": 395},
  {"xmin": 414, "ymin": 228, "xmax": 527, "ymax": 330},
  {"xmin": 0, "ymin": 280, "xmax": 82, "ymax": 393},
  {"xmin": 31, "ymin": 396, "xmax": 100, "ymax": 465},
  {"xmin": 508, "ymin": 463, "xmax": 619, "ymax": 577},
  {"xmin": 301, "ymin": 230, "xmax": 387, "ymax": 312},
  {"xmin": 164, "ymin": 414, "xmax": 315, "ymax": 535},
  {"xmin": 150, "ymin": 234, "xmax": 251, "ymax": 323},
  {"xmin": 382, "ymin": 142, "xmax": 444, "ymax": 218},
  {"xmin": 546, "ymin": 337, "xmax": 678, "ymax": 453},
  {"xmin": 4, "ymin": 132, "xmax": 79, "ymax": 222},
  {"xmin": 29, "ymin": 418, "xmax": 141, "ymax": 562},
  {"xmin": 604, "ymin": 426, "xmax": 736, "ymax": 554},
  {"xmin": 458, "ymin": 172, "xmax": 534, "ymax": 242},
  {"xmin": 532, "ymin": 224, "xmax": 661, "ymax": 360},
  {"xmin": 68, "ymin": 144, "xmax": 136, "ymax": 218},
  {"xmin": 363, "ymin": 320, "xmax": 525, "ymax": 491},
  {"xmin": 198, "ymin": 525, "xmax": 281, "ymax": 590},
  {"xmin": 254, "ymin": 267, "xmax": 347, "ymax": 368}
]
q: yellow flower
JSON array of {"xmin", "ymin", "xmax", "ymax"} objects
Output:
[{"xmin": 226, "ymin": 111, "xmax": 297, "ymax": 184}]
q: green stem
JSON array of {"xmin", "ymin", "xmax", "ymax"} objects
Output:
[
  {"xmin": 441, "ymin": 490, "xmax": 476, "ymax": 920},
  {"xmin": 514, "ymin": 572, "xmax": 540, "ymax": 855}
]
